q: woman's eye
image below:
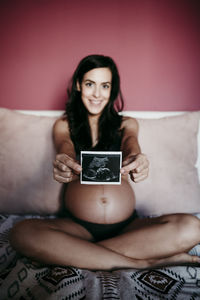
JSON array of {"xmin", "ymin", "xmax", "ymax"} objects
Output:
[
  {"xmin": 85, "ymin": 82, "xmax": 92, "ymax": 87},
  {"xmin": 103, "ymin": 84, "xmax": 110, "ymax": 89}
]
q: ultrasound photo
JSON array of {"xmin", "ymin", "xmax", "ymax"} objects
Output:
[{"xmin": 80, "ymin": 151, "xmax": 122, "ymax": 184}]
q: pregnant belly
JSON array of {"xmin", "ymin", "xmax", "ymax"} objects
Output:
[{"xmin": 64, "ymin": 178, "xmax": 136, "ymax": 224}]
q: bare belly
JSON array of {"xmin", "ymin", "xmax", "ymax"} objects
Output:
[{"xmin": 64, "ymin": 178, "xmax": 135, "ymax": 224}]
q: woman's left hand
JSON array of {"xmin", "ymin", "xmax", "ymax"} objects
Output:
[{"xmin": 120, "ymin": 153, "xmax": 149, "ymax": 182}]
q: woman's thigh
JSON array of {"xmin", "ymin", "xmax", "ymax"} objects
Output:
[
  {"xmin": 98, "ymin": 213, "xmax": 200, "ymax": 259},
  {"xmin": 119, "ymin": 214, "xmax": 169, "ymax": 233},
  {"xmin": 120, "ymin": 213, "xmax": 199, "ymax": 234},
  {"xmin": 11, "ymin": 217, "xmax": 94, "ymax": 242}
]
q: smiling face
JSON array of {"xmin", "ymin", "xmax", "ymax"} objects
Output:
[{"xmin": 78, "ymin": 67, "xmax": 112, "ymax": 118}]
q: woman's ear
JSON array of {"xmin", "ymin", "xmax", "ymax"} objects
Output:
[{"xmin": 76, "ymin": 81, "xmax": 81, "ymax": 91}]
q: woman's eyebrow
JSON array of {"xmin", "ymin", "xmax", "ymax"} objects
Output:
[
  {"xmin": 84, "ymin": 79, "xmax": 111, "ymax": 84},
  {"xmin": 102, "ymin": 81, "xmax": 111, "ymax": 84},
  {"xmin": 84, "ymin": 79, "xmax": 95, "ymax": 83}
]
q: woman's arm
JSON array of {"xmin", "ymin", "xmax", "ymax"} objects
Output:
[
  {"xmin": 53, "ymin": 117, "xmax": 82, "ymax": 183},
  {"xmin": 120, "ymin": 117, "xmax": 149, "ymax": 182}
]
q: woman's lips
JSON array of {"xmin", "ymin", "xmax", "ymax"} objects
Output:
[{"xmin": 89, "ymin": 99, "xmax": 102, "ymax": 105}]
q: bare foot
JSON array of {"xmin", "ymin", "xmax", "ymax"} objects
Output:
[{"xmin": 147, "ymin": 253, "xmax": 200, "ymax": 268}]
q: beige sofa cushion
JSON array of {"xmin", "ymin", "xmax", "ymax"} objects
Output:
[
  {"xmin": 0, "ymin": 108, "xmax": 61, "ymax": 214},
  {"xmin": 132, "ymin": 111, "xmax": 200, "ymax": 216},
  {"xmin": 0, "ymin": 108, "xmax": 199, "ymax": 215}
]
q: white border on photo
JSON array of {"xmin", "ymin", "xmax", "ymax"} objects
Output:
[{"xmin": 80, "ymin": 151, "xmax": 122, "ymax": 185}]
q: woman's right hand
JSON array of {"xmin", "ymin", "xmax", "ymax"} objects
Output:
[{"xmin": 53, "ymin": 154, "xmax": 82, "ymax": 183}]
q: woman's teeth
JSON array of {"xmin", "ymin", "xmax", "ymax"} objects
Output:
[{"xmin": 90, "ymin": 100, "xmax": 101, "ymax": 105}]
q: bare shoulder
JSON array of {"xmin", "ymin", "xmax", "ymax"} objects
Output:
[
  {"xmin": 53, "ymin": 115, "xmax": 72, "ymax": 149},
  {"xmin": 121, "ymin": 116, "xmax": 139, "ymax": 133},
  {"xmin": 53, "ymin": 116, "xmax": 76, "ymax": 155},
  {"xmin": 53, "ymin": 116, "xmax": 70, "ymax": 135}
]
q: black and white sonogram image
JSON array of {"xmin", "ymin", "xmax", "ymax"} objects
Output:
[{"xmin": 81, "ymin": 151, "xmax": 122, "ymax": 184}]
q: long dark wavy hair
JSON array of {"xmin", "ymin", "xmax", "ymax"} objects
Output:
[{"xmin": 65, "ymin": 54, "xmax": 124, "ymax": 153}]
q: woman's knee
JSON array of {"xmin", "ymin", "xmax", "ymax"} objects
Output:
[
  {"xmin": 9, "ymin": 219, "xmax": 42, "ymax": 254},
  {"xmin": 171, "ymin": 214, "xmax": 200, "ymax": 250}
]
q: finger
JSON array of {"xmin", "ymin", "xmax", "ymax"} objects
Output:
[
  {"xmin": 130, "ymin": 172, "xmax": 148, "ymax": 183},
  {"xmin": 53, "ymin": 160, "xmax": 70, "ymax": 172},
  {"xmin": 121, "ymin": 160, "xmax": 140, "ymax": 174},
  {"xmin": 53, "ymin": 167, "xmax": 73, "ymax": 178},
  {"xmin": 60, "ymin": 157, "xmax": 81, "ymax": 173},
  {"xmin": 122, "ymin": 156, "xmax": 136, "ymax": 167},
  {"xmin": 133, "ymin": 174, "xmax": 148, "ymax": 183},
  {"xmin": 55, "ymin": 155, "xmax": 82, "ymax": 173},
  {"xmin": 130, "ymin": 164, "xmax": 149, "ymax": 181},
  {"xmin": 122, "ymin": 157, "xmax": 149, "ymax": 174},
  {"xmin": 131, "ymin": 167, "xmax": 149, "ymax": 178},
  {"xmin": 53, "ymin": 173, "xmax": 74, "ymax": 183},
  {"xmin": 133, "ymin": 163, "xmax": 148, "ymax": 174},
  {"xmin": 132, "ymin": 173, "xmax": 148, "ymax": 181}
]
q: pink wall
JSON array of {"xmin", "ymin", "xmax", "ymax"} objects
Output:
[{"xmin": 0, "ymin": 0, "xmax": 199, "ymax": 111}]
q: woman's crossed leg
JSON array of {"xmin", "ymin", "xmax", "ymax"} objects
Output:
[{"xmin": 9, "ymin": 213, "xmax": 200, "ymax": 271}]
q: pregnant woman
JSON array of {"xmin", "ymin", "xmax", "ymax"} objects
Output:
[{"xmin": 10, "ymin": 54, "xmax": 200, "ymax": 270}]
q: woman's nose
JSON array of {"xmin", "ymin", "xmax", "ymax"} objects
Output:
[{"xmin": 93, "ymin": 86, "xmax": 100, "ymax": 98}]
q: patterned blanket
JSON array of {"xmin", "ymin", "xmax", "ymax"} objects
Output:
[{"xmin": 0, "ymin": 214, "xmax": 200, "ymax": 300}]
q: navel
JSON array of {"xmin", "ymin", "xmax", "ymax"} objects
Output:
[
  {"xmin": 100, "ymin": 196, "xmax": 108, "ymax": 205},
  {"xmin": 100, "ymin": 185, "xmax": 108, "ymax": 205},
  {"xmin": 99, "ymin": 196, "xmax": 109, "ymax": 223}
]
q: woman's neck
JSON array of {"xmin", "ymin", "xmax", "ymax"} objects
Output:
[{"xmin": 88, "ymin": 115, "xmax": 100, "ymax": 147}]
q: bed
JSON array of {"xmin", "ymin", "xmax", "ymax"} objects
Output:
[{"xmin": 0, "ymin": 108, "xmax": 200, "ymax": 299}]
